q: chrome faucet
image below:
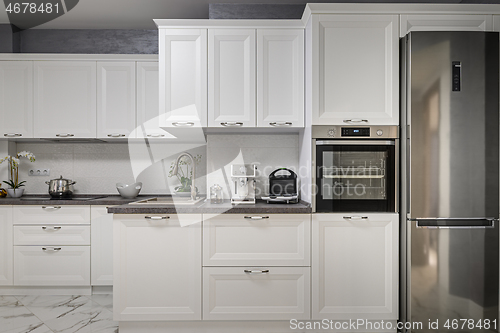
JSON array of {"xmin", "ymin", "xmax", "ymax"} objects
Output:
[{"xmin": 172, "ymin": 152, "xmax": 197, "ymax": 201}]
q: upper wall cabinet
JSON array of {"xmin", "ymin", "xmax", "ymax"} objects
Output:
[
  {"xmin": 400, "ymin": 14, "xmax": 493, "ymax": 37},
  {"xmin": 312, "ymin": 15, "xmax": 399, "ymax": 125},
  {"xmin": 257, "ymin": 29, "xmax": 304, "ymax": 128},
  {"xmin": 209, "ymin": 29, "xmax": 256, "ymax": 127},
  {"xmin": 96, "ymin": 62, "xmax": 136, "ymax": 139},
  {"xmin": 34, "ymin": 61, "xmax": 97, "ymax": 138},
  {"xmin": 159, "ymin": 29, "xmax": 207, "ymax": 128},
  {"xmin": 0, "ymin": 61, "xmax": 33, "ymax": 138},
  {"xmin": 136, "ymin": 62, "xmax": 165, "ymax": 139}
]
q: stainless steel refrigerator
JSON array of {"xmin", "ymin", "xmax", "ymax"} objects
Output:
[{"xmin": 402, "ymin": 31, "xmax": 499, "ymax": 332}]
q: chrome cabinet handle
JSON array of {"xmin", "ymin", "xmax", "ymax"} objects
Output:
[
  {"xmin": 107, "ymin": 133, "xmax": 125, "ymax": 137},
  {"xmin": 172, "ymin": 122, "xmax": 195, "ymax": 127},
  {"xmin": 244, "ymin": 269, "xmax": 270, "ymax": 274},
  {"xmin": 42, "ymin": 247, "xmax": 62, "ymax": 251},
  {"xmin": 343, "ymin": 216, "xmax": 368, "ymax": 220},
  {"xmin": 42, "ymin": 226, "xmax": 62, "ymax": 230},
  {"xmin": 4, "ymin": 133, "xmax": 22, "ymax": 137},
  {"xmin": 42, "ymin": 206, "xmax": 61, "ymax": 210},
  {"xmin": 244, "ymin": 216, "xmax": 270, "ymax": 220},
  {"xmin": 146, "ymin": 133, "xmax": 165, "ymax": 138},
  {"xmin": 221, "ymin": 122, "xmax": 243, "ymax": 127},
  {"xmin": 145, "ymin": 216, "xmax": 170, "ymax": 220},
  {"xmin": 56, "ymin": 133, "xmax": 74, "ymax": 137},
  {"xmin": 343, "ymin": 119, "xmax": 368, "ymax": 124},
  {"xmin": 269, "ymin": 122, "xmax": 292, "ymax": 126}
]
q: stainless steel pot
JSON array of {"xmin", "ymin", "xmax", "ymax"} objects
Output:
[{"xmin": 45, "ymin": 175, "xmax": 76, "ymax": 198}]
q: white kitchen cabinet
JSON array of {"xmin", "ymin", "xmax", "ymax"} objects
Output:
[
  {"xmin": 203, "ymin": 214, "xmax": 310, "ymax": 266},
  {"xmin": 91, "ymin": 206, "xmax": 113, "ymax": 286},
  {"xmin": 401, "ymin": 14, "xmax": 493, "ymax": 37},
  {"xmin": 14, "ymin": 225, "xmax": 91, "ymax": 246},
  {"xmin": 34, "ymin": 61, "xmax": 96, "ymax": 138},
  {"xmin": 14, "ymin": 246, "xmax": 90, "ymax": 286},
  {"xmin": 114, "ymin": 214, "xmax": 202, "ymax": 321},
  {"xmin": 257, "ymin": 29, "xmax": 304, "ymax": 128},
  {"xmin": 203, "ymin": 266, "xmax": 310, "ymax": 321},
  {"xmin": 312, "ymin": 213, "xmax": 398, "ymax": 320},
  {"xmin": 0, "ymin": 206, "xmax": 13, "ymax": 286},
  {"xmin": 0, "ymin": 61, "xmax": 33, "ymax": 138},
  {"xmin": 13, "ymin": 206, "xmax": 91, "ymax": 225},
  {"xmin": 97, "ymin": 62, "xmax": 136, "ymax": 139},
  {"xmin": 312, "ymin": 15, "xmax": 399, "ymax": 125},
  {"xmin": 209, "ymin": 29, "xmax": 256, "ymax": 127},
  {"xmin": 136, "ymin": 61, "xmax": 167, "ymax": 139},
  {"xmin": 159, "ymin": 29, "xmax": 207, "ymax": 128}
]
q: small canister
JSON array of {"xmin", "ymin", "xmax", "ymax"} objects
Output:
[{"xmin": 210, "ymin": 184, "xmax": 223, "ymax": 204}]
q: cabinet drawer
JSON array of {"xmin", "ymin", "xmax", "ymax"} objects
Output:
[
  {"xmin": 14, "ymin": 246, "xmax": 90, "ymax": 286},
  {"xmin": 14, "ymin": 225, "xmax": 90, "ymax": 245},
  {"xmin": 13, "ymin": 206, "xmax": 90, "ymax": 225},
  {"xmin": 203, "ymin": 214, "xmax": 310, "ymax": 266},
  {"xmin": 203, "ymin": 266, "xmax": 310, "ymax": 320}
]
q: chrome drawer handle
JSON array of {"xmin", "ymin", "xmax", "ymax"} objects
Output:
[
  {"xmin": 42, "ymin": 226, "xmax": 62, "ymax": 230},
  {"xmin": 107, "ymin": 133, "xmax": 125, "ymax": 137},
  {"xmin": 343, "ymin": 216, "xmax": 368, "ymax": 220},
  {"xmin": 343, "ymin": 119, "xmax": 368, "ymax": 123},
  {"xmin": 244, "ymin": 269, "xmax": 270, "ymax": 274},
  {"xmin": 146, "ymin": 133, "xmax": 165, "ymax": 138},
  {"xmin": 244, "ymin": 216, "xmax": 270, "ymax": 220},
  {"xmin": 4, "ymin": 133, "xmax": 22, "ymax": 137},
  {"xmin": 172, "ymin": 122, "xmax": 194, "ymax": 127},
  {"xmin": 269, "ymin": 122, "xmax": 292, "ymax": 126},
  {"xmin": 42, "ymin": 247, "xmax": 62, "ymax": 251},
  {"xmin": 56, "ymin": 133, "xmax": 74, "ymax": 137},
  {"xmin": 221, "ymin": 122, "xmax": 243, "ymax": 127},
  {"xmin": 145, "ymin": 216, "xmax": 170, "ymax": 220},
  {"xmin": 42, "ymin": 206, "xmax": 61, "ymax": 210}
]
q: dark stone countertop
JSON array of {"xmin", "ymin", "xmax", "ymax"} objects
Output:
[
  {"xmin": 107, "ymin": 199, "xmax": 312, "ymax": 214},
  {"xmin": 0, "ymin": 194, "xmax": 158, "ymax": 206}
]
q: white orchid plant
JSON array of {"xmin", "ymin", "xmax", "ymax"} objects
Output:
[{"xmin": 0, "ymin": 151, "xmax": 36, "ymax": 189}]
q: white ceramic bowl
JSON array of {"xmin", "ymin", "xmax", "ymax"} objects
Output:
[{"xmin": 116, "ymin": 182, "xmax": 142, "ymax": 198}]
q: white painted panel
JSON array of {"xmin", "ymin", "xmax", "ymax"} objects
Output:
[
  {"xmin": 401, "ymin": 14, "xmax": 493, "ymax": 37},
  {"xmin": 203, "ymin": 266, "xmax": 310, "ymax": 320},
  {"xmin": 257, "ymin": 29, "xmax": 304, "ymax": 127},
  {"xmin": 203, "ymin": 214, "xmax": 310, "ymax": 266},
  {"xmin": 97, "ymin": 62, "xmax": 136, "ymax": 138},
  {"xmin": 0, "ymin": 206, "xmax": 13, "ymax": 285},
  {"xmin": 14, "ymin": 225, "xmax": 90, "ymax": 246},
  {"xmin": 91, "ymin": 206, "xmax": 113, "ymax": 286},
  {"xmin": 0, "ymin": 61, "xmax": 33, "ymax": 138},
  {"xmin": 13, "ymin": 206, "xmax": 91, "ymax": 225}
]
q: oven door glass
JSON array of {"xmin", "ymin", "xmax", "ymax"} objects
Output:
[{"xmin": 315, "ymin": 143, "xmax": 395, "ymax": 212}]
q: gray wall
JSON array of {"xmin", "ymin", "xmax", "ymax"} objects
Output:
[{"xmin": 0, "ymin": 24, "xmax": 20, "ymax": 53}]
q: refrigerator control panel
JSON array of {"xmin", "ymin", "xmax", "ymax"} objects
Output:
[{"xmin": 452, "ymin": 61, "xmax": 461, "ymax": 91}]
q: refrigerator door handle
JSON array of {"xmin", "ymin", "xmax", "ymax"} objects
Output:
[{"xmin": 411, "ymin": 218, "xmax": 497, "ymax": 228}]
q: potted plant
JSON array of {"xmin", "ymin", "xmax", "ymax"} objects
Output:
[
  {"xmin": 0, "ymin": 151, "xmax": 35, "ymax": 198},
  {"xmin": 168, "ymin": 154, "xmax": 201, "ymax": 196}
]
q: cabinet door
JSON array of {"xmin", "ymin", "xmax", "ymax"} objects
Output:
[
  {"xmin": 14, "ymin": 246, "xmax": 90, "ymax": 286},
  {"xmin": 114, "ymin": 214, "xmax": 202, "ymax": 321},
  {"xmin": 97, "ymin": 62, "xmax": 136, "ymax": 139},
  {"xmin": 401, "ymin": 14, "xmax": 493, "ymax": 37},
  {"xmin": 313, "ymin": 15, "xmax": 398, "ymax": 125},
  {"xmin": 91, "ymin": 206, "xmax": 113, "ymax": 286},
  {"xmin": 0, "ymin": 207, "xmax": 13, "ymax": 286},
  {"xmin": 312, "ymin": 213, "xmax": 398, "ymax": 320},
  {"xmin": 160, "ymin": 29, "xmax": 207, "ymax": 128},
  {"xmin": 203, "ymin": 267, "xmax": 310, "ymax": 321},
  {"xmin": 257, "ymin": 29, "xmax": 304, "ymax": 128},
  {"xmin": 203, "ymin": 214, "xmax": 310, "ymax": 266},
  {"xmin": 13, "ymin": 206, "xmax": 90, "ymax": 225},
  {"xmin": 34, "ymin": 61, "xmax": 96, "ymax": 138},
  {"xmin": 136, "ymin": 61, "xmax": 168, "ymax": 139},
  {"xmin": 209, "ymin": 29, "xmax": 256, "ymax": 127},
  {"xmin": 0, "ymin": 61, "xmax": 33, "ymax": 138}
]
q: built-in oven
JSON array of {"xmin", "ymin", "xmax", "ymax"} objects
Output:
[{"xmin": 312, "ymin": 125, "xmax": 399, "ymax": 213}]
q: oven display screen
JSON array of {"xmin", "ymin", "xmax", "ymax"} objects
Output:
[{"xmin": 341, "ymin": 127, "xmax": 370, "ymax": 136}]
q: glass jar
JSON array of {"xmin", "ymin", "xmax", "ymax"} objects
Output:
[{"xmin": 210, "ymin": 184, "xmax": 223, "ymax": 204}]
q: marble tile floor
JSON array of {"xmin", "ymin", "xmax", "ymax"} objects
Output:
[{"xmin": 0, "ymin": 295, "xmax": 117, "ymax": 333}]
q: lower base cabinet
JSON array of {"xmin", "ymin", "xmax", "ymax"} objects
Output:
[
  {"xmin": 203, "ymin": 267, "xmax": 310, "ymax": 320},
  {"xmin": 312, "ymin": 213, "xmax": 398, "ymax": 320}
]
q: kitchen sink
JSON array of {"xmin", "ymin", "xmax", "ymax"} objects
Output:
[{"xmin": 129, "ymin": 197, "xmax": 204, "ymax": 206}]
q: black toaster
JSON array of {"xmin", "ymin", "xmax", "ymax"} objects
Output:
[{"xmin": 268, "ymin": 168, "xmax": 298, "ymax": 197}]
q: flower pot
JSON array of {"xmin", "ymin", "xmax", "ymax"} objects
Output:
[{"xmin": 7, "ymin": 188, "xmax": 24, "ymax": 198}]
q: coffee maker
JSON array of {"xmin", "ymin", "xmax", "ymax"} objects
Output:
[{"xmin": 230, "ymin": 164, "xmax": 257, "ymax": 204}]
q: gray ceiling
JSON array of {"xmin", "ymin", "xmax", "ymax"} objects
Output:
[{"xmin": 1, "ymin": 0, "xmax": 498, "ymax": 30}]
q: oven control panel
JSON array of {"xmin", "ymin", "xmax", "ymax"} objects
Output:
[
  {"xmin": 312, "ymin": 125, "xmax": 399, "ymax": 139},
  {"xmin": 341, "ymin": 127, "xmax": 370, "ymax": 136}
]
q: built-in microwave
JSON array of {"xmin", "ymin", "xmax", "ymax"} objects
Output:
[{"xmin": 312, "ymin": 125, "xmax": 399, "ymax": 213}]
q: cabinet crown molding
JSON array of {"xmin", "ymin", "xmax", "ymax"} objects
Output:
[{"xmin": 0, "ymin": 54, "xmax": 158, "ymax": 61}]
